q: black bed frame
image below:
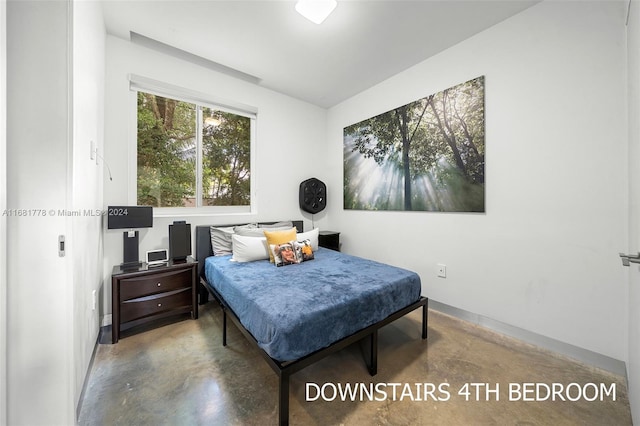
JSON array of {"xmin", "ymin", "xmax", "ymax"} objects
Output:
[{"xmin": 195, "ymin": 221, "xmax": 428, "ymax": 426}]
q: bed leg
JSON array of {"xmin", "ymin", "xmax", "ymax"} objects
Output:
[
  {"xmin": 422, "ymin": 300, "xmax": 428, "ymax": 340},
  {"xmin": 368, "ymin": 330, "xmax": 378, "ymax": 376},
  {"xmin": 279, "ymin": 373, "xmax": 290, "ymax": 426},
  {"xmin": 222, "ymin": 309, "xmax": 227, "ymax": 347}
]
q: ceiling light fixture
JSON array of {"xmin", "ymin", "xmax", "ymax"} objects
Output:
[{"xmin": 295, "ymin": 0, "xmax": 337, "ymax": 25}]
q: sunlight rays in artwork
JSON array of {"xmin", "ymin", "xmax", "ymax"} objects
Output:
[
  {"xmin": 343, "ymin": 76, "xmax": 485, "ymax": 212},
  {"xmin": 345, "ymin": 136, "xmax": 458, "ymax": 211}
]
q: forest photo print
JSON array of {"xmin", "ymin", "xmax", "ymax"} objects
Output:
[{"xmin": 344, "ymin": 76, "xmax": 485, "ymax": 212}]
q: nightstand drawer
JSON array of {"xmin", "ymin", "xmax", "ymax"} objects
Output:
[
  {"xmin": 120, "ymin": 288, "xmax": 192, "ymax": 323},
  {"xmin": 120, "ymin": 268, "xmax": 192, "ymax": 301}
]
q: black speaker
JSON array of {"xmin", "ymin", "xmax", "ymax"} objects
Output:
[
  {"xmin": 122, "ymin": 231, "xmax": 140, "ymax": 268},
  {"xmin": 169, "ymin": 221, "xmax": 191, "ymax": 262},
  {"xmin": 299, "ymin": 178, "xmax": 326, "ymax": 214}
]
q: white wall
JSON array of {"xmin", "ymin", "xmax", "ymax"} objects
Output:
[
  {"xmin": 103, "ymin": 35, "xmax": 326, "ymax": 317},
  {"xmin": 6, "ymin": 2, "xmax": 106, "ymax": 422},
  {"xmin": 7, "ymin": 1, "xmax": 73, "ymax": 424},
  {"xmin": 0, "ymin": 0, "xmax": 6, "ymax": 423},
  {"xmin": 72, "ymin": 0, "xmax": 105, "ymax": 414},
  {"xmin": 627, "ymin": 0, "xmax": 640, "ymax": 422},
  {"xmin": 326, "ymin": 1, "xmax": 628, "ymax": 361}
]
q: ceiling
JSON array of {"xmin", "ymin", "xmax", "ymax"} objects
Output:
[{"xmin": 102, "ymin": 0, "xmax": 538, "ymax": 108}]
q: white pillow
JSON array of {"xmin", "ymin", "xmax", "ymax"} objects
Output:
[
  {"xmin": 231, "ymin": 234, "xmax": 269, "ymax": 262},
  {"xmin": 297, "ymin": 228, "xmax": 319, "ymax": 251}
]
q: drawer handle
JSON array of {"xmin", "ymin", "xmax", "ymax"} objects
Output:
[
  {"xmin": 157, "ymin": 283, "xmax": 161, "ymax": 287},
  {"xmin": 157, "ymin": 303, "xmax": 162, "ymax": 307}
]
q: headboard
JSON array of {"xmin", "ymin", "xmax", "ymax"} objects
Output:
[{"xmin": 195, "ymin": 220, "xmax": 303, "ymax": 279}]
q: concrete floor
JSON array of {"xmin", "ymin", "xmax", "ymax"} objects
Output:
[{"xmin": 78, "ymin": 303, "xmax": 632, "ymax": 425}]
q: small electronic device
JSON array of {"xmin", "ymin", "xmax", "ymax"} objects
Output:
[{"xmin": 146, "ymin": 249, "xmax": 169, "ymax": 266}]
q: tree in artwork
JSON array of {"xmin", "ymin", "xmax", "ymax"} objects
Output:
[{"xmin": 344, "ymin": 76, "xmax": 485, "ymax": 212}]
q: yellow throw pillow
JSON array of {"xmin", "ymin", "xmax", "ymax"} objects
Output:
[{"xmin": 263, "ymin": 228, "xmax": 297, "ymax": 263}]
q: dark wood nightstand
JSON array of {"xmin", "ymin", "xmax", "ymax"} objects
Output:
[
  {"xmin": 319, "ymin": 231, "xmax": 340, "ymax": 251},
  {"xmin": 111, "ymin": 257, "xmax": 198, "ymax": 343}
]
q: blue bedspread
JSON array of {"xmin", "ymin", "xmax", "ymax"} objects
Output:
[{"xmin": 204, "ymin": 248, "xmax": 421, "ymax": 362}]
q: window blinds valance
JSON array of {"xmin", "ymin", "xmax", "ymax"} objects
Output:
[{"xmin": 129, "ymin": 74, "xmax": 258, "ymax": 119}]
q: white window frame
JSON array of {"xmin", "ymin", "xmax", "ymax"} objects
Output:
[{"xmin": 128, "ymin": 75, "xmax": 257, "ymax": 216}]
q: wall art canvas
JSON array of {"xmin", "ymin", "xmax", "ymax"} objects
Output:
[{"xmin": 344, "ymin": 76, "xmax": 485, "ymax": 212}]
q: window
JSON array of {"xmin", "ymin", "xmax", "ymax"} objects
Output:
[{"xmin": 133, "ymin": 78, "xmax": 254, "ymax": 211}]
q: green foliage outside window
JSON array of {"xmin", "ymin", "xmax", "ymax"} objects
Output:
[
  {"xmin": 202, "ymin": 107, "xmax": 251, "ymax": 206},
  {"xmin": 137, "ymin": 92, "xmax": 251, "ymax": 208}
]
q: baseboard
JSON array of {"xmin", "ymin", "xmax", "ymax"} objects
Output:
[
  {"xmin": 76, "ymin": 333, "xmax": 100, "ymax": 421},
  {"xmin": 429, "ymin": 300, "xmax": 627, "ymax": 377}
]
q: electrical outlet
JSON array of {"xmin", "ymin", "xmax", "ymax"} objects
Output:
[
  {"xmin": 437, "ymin": 263, "xmax": 447, "ymax": 278},
  {"xmin": 92, "ymin": 290, "xmax": 97, "ymax": 311},
  {"xmin": 90, "ymin": 140, "xmax": 95, "ymax": 160}
]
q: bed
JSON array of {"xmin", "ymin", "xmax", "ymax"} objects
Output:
[{"xmin": 195, "ymin": 221, "xmax": 428, "ymax": 425}]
